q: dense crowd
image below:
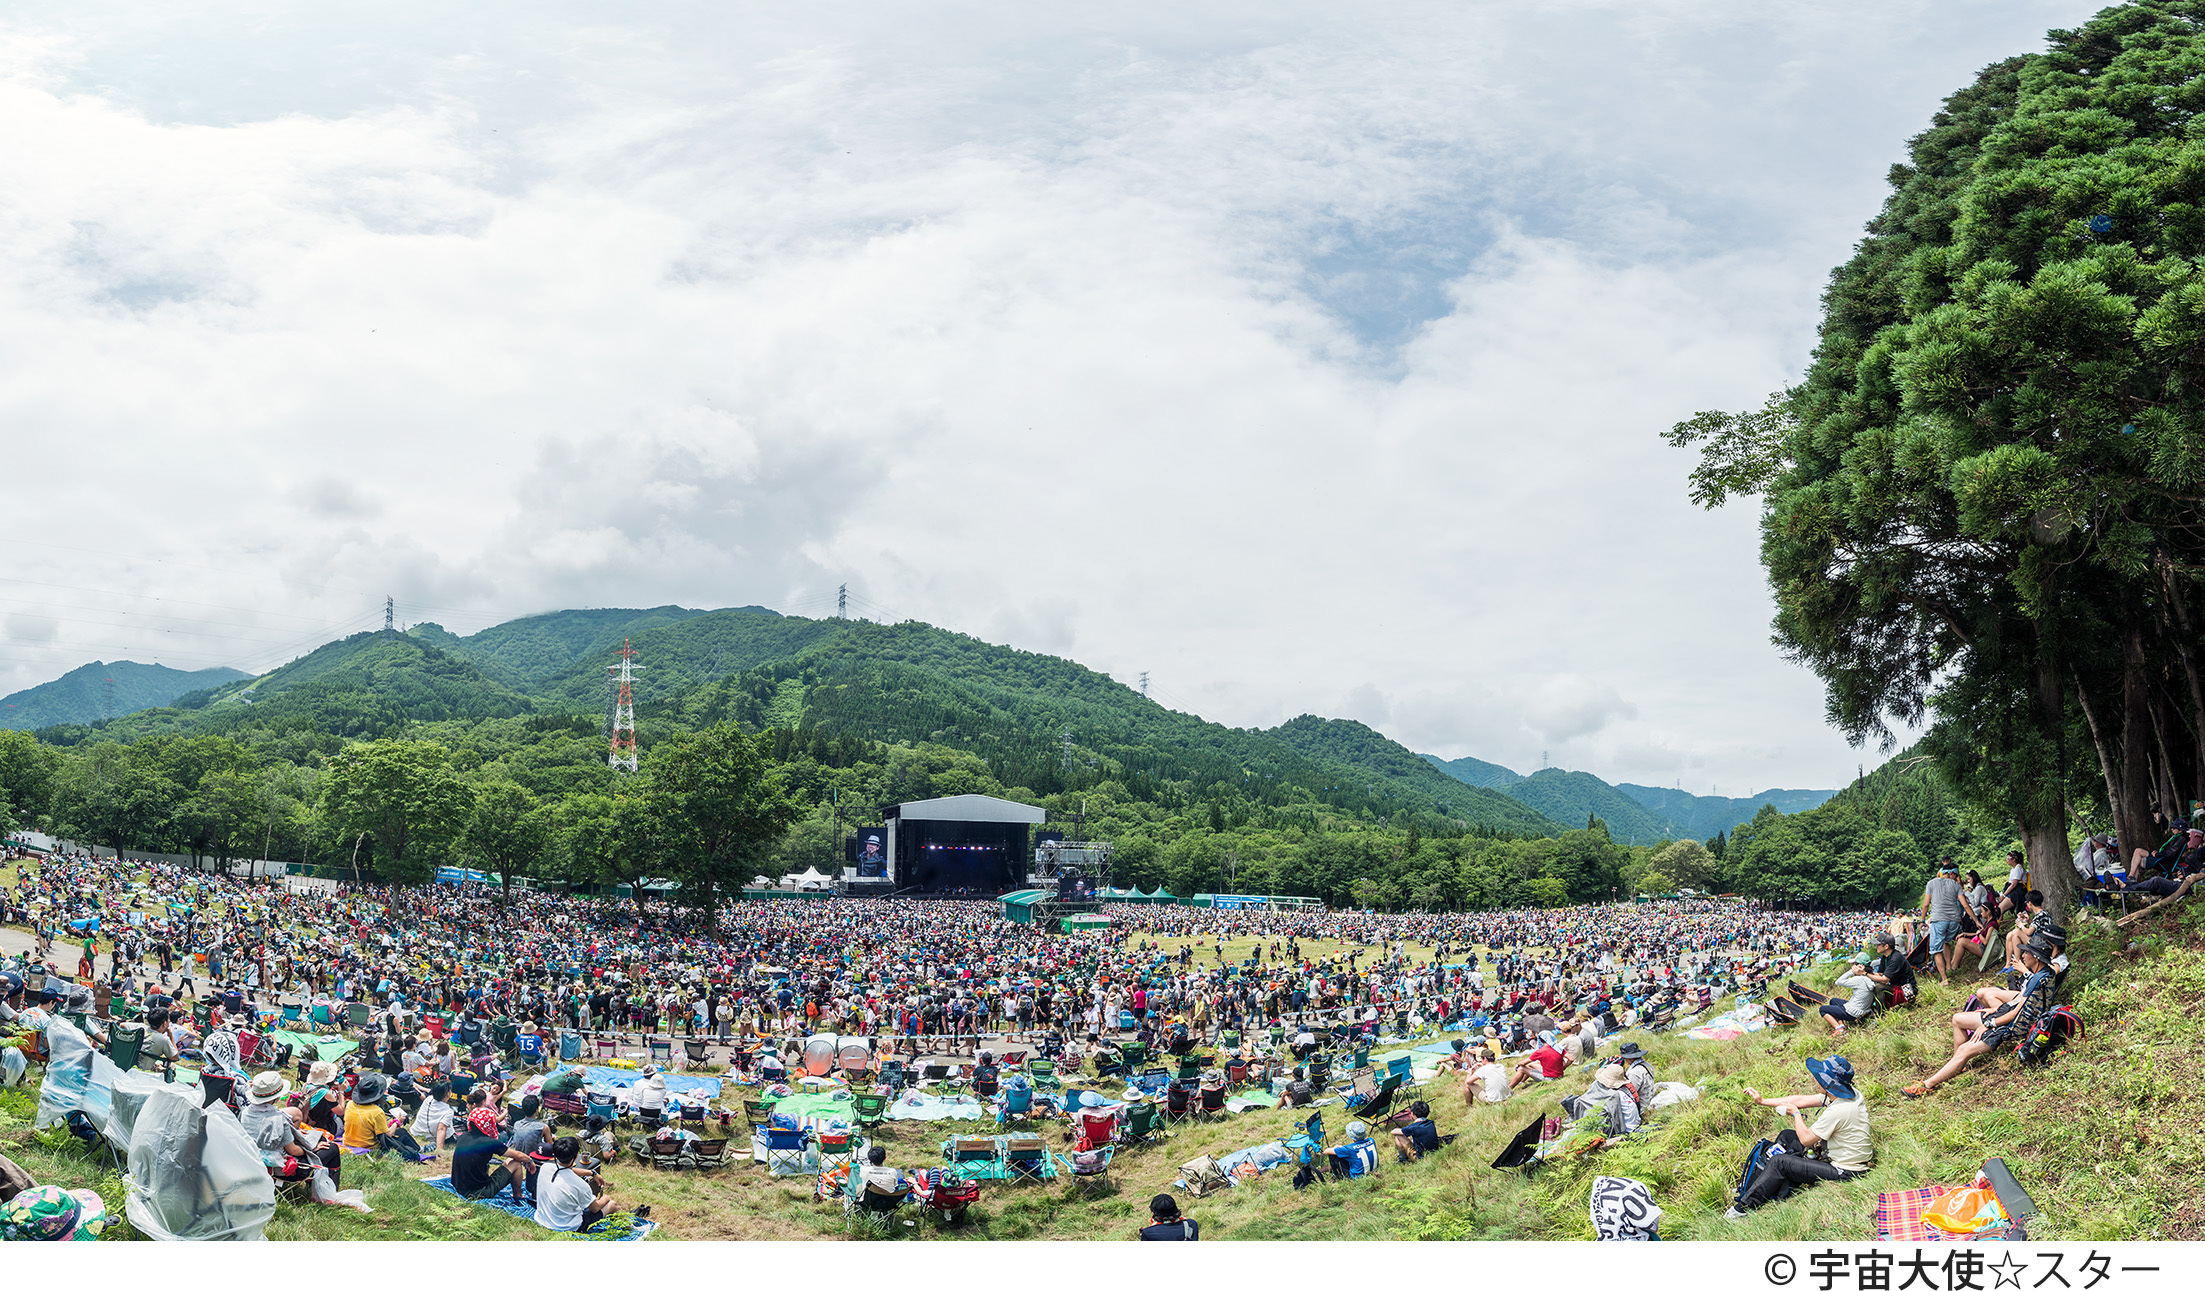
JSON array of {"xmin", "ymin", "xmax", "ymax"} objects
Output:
[{"xmin": 2, "ymin": 842, "xmax": 1888, "ymax": 1060}]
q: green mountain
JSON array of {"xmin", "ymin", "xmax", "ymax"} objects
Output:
[
  {"xmin": 1418, "ymin": 752, "xmax": 1522, "ymax": 789},
  {"xmin": 36, "ymin": 611, "xmax": 1563, "ymax": 839},
  {"xmin": 0, "ymin": 661, "xmax": 249, "ymax": 730},
  {"xmin": 1613, "ymin": 783, "xmax": 1841, "ymax": 841},
  {"xmin": 1491, "ymin": 768, "xmax": 1680, "ymax": 845},
  {"xmin": 415, "ymin": 606, "xmax": 722, "ymax": 689},
  {"xmin": 1262, "ymin": 717, "xmax": 1557, "ymax": 835},
  {"xmin": 77, "ymin": 631, "xmax": 537, "ymax": 750}
]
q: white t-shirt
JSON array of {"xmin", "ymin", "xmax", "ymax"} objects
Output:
[
  {"xmin": 533, "ymin": 1163, "xmax": 595, "ymax": 1231},
  {"xmin": 410, "ymin": 1097, "xmax": 456, "ymax": 1138},
  {"xmin": 1473, "ymin": 1063, "xmax": 1512, "ymax": 1104}
]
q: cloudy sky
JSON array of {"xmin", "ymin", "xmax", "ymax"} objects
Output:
[{"xmin": 0, "ymin": 1, "xmax": 2089, "ymax": 792}]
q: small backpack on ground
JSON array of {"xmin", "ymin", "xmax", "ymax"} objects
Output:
[
  {"xmin": 1732, "ymin": 1132, "xmax": 1799, "ymax": 1211},
  {"xmin": 2014, "ymin": 1006, "xmax": 2084, "ymax": 1067}
]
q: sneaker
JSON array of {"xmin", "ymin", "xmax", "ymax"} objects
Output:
[{"xmin": 1723, "ymin": 1208, "xmax": 1747, "ymax": 1222}]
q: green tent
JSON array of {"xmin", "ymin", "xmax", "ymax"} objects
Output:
[{"xmin": 999, "ymin": 889, "xmax": 1051, "ymax": 924}]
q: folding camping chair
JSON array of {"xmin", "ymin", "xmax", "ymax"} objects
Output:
[
  {"xmin": 1346, "ymin": 1067, "xmax": 1379, "ymax": 1108},
  {"xmin": 559, "ymin": 1031, "xmax": 583, "ymax": 1063},
  {"xmin": 1119, "ymin": 1042, "xmax": 1151, "ymax": 1071},
  {"xmin": 347, "ymin": 1002, "xmax": 371, "ymax": 1030},
  {"xmin": 586, "ymin": 1094, "xmax": 622, "ymax": 1125},
  {"xmin": 763, "ymin": 1126, "xmax": 811, "ymax": 1175},
  {"xmin": 1164, "ymin": 1079, "xmax": 1196, "ymax": 1125},
  {"xmin": 279, "ymin": 1003, "xmax": 305, "ymax": 1028},
  {"xmin": 198, "ymin": 1072, "xmax": 239, "ymax": 1110},
  {"xmin": 852, "ymin": 1092, "xmax": 891, "ymax": 1129},
  {"xmin": 1119, "ymin": 1102, "xmax": 1165, "ymax": 1148},
  {"xmin": 649, "ymin": 1038, "xmax": 674, "ymax": 1067},
  {"xmin": 687, "ymin": 1137, "xmax": 731, "ymax": 1171},
  {"xmin": 880, "ymin": 1061, "xmax": 908, "ymax": 1093},
  {"xmin": 999, "ymin": 1079, "xmax": 1036, "ymax": 1128},
  {"xmin": 1003, "ymin": 1134, "xmax": 1052, "ymax": 1182},
  {"xmin": 684, "ymin": 1038, "xmax": 709, "ymax": 1065},
  {"xmin": 594, "ymin": 1036, "xmax": 618, "ymax": 1061},
  {"xmin": 816, "ymin": 1128, "xmax": 859, "ymax": 1177},
  {"xmin": 1197, "ymin": 1082, "xmax": 1228, "ymax": 1120},
  {"xmin": 1067, "ymin": 1145, "xmax": 1114, "ymax": 1196},
  {"xmin": 106, "ymin": 1024, "xmax": 146, "ymax": 1074},
  {"xmin": 648, "ymin": 1136, "xmax": 687, "ymax": 1170},
  {"xmin": 1025, "ymin": 1058, "xmax": 1059, "ymax": 1090},
  {"xmin": 1384, "ymin": 1053, "xmax": 1415, "ymax": 1092},
  {"xmin": 450, "ymin": 1073, "xmax": 478, "ymax": 1100}
]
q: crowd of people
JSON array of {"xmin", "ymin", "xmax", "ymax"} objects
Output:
[{"xmin": 0, "ymin": 825, "xmax": 2135, "ymax": 1236}]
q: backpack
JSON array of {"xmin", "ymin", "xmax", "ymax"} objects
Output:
[
  {"xmin": 1732, "ymin": 1135, "xmax": 1796, "ymax": 1210},
  {"xmin": 2014, "ymin": 1006, "xmax": 2084, "ymax": 1067}
]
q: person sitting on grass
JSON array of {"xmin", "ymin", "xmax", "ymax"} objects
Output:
[
  {"xmin": 1466, "ymin": 1049, "xmax": 1513, "ymax": 1105},
  {"xmin": 1330, "ymin": 1120, "xmax": 1379, "ymax": 1179},
  {"xmin": 1274, "ymin": 1065, "xmax": 1317, "ymax": 1108},
  {"xmin": 532, "ymin": 1136, "xmax": 646, "ymax": 1232},
  {"xmin": 342, "ymin": 1074, "xmax": 425, "ymax": 1159},
  {"xmin": 583, "ymin": 1116, "xmax": 619, "ymax": 1169},
  {"xmin": 1138, "ymin": 1192, "xmax": 1198, "ymax": 1240},
  {"xmin": 451, "ymin": 1105, "xmax": 535, "ymax": 1204},
  {"xmin": 1901, "ymin": 937, "xmax": 2058, "ymax": 1098},
  {"xmin": 408, "ymin": 1081, "xmax": 456, "ymax": 1157},
  {"xmin": 1726, "ymin": 1056, "xmax": 1872, "ymax": 1220},
  {"xmin": 1819, "ymin": 957, "xmax": 1878, "ymax": 1037},
  {"xmin": 1508, "ymin": 1032, "xmax": 1570, "ymax": 1089},
  {"xmin": 1390, "ymin": 1100, "xmax": 1449, "ymax": 1162}
]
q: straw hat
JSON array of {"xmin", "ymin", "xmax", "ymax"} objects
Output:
[{"xmin": 1592, "ymin": 1065, "xmax": 1627, "ymax": 1090}]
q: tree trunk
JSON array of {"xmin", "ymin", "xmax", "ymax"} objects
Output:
[
  {"xmin": 2073, "ymin": 675, "xmax": 2123, "ymax": 826},
  {"xmin": 2119, "ymin": 617, "xmax": 2160, "ymax": 867},
  {"xmin": 2160, "ymin": 563, "xmax": 2205, "ymax": 806},
  {"xmin": 2029, "ymin": 646, "xmax": 2078, "ymax": 916}
]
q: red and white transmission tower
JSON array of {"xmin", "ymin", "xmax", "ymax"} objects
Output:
[{"xmin": 607, "ymin": 639, "xmax": 641, "ymax": 772}]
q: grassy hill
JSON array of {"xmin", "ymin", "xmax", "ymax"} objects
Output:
[
  {"xmin": 0, "ymin": 661, "xmax": 248, "ymax": 730},
  {"xmin": 8, "ymin": 895, "xmax": 2192, "ymax": 1240}
]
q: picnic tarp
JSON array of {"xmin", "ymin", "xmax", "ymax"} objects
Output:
[
  {"xmin": 420, "ymin": 1176, "xmax": 656, "ymax": 1240},
  {"xmin": 266, "ymin": 1029, "xmax": 357, "ymax": 1062},
  {"xmin": 543, "ymin": 1063, "xmax": 723, "ymax": 1103},
  {"xmin": 885, "ymin": 1090, "xmax": 987, "ymax": 1121}
]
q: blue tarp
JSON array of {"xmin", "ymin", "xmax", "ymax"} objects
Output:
[
  {"xmin": 420, "ymin": 1176, "xmax": 656, "ymax": 1240},
  {"xmin": 546, "ymin": 1063, "xmax": 722, "ymax": 1100}
]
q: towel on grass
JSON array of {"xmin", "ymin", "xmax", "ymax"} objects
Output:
[
  {"xmin": 1873, "ymin": 1186, "xmax": 2007, "ymax": 1242},
  {"xmin": 419, "ymin": 1175, "xmax": 656, "ymax": 1241}
]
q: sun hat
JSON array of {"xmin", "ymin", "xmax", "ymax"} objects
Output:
[
  {"xmin": 1593, "ymin": 1064, "xmax": 1628, "ymax": 1089},
  {"xmin": 1804, "ymin": 1055, "xmax": 1857, "ymax": 1101},
  {"xmin": 0, "ymin": 1184, "xmax": 115, "ymax": 1242},
  {"xmin": 1345, "ymin": 1121, "xmax": 1369, "ymax": 1141},
  {"xmin": 246, "ymin": 1071, "xmax": 291, "ymax": 1104},
  {"xmin": 352, "ymin": 1073, "xmax": 390, "ymax": 1105},
  {"xmin": 306, "ymin": 1060, "xmax": 339, "ymax": 1086},
  {"xmin": 1615, "ymin": 1042, "xmax": 1649, "ymax": 1064},
  {"xmin": 416, "ymin": 1029, "xmax": 432, "ymax": 1041}
]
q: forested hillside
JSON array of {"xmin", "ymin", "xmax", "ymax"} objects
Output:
[
  {"xmin": 0, "ymin": 661, "xmax": 248, "ymax": 730},
  {"xmin": 1613, "ymin": 783, "xmax": 1841, "ymax": 841},
  {"xmin": 0, "ymin": 604, "xmax": 1933, "ymax": 909},
  {"xmin": 1490, "ymin": 768, "xmax": 1677, "ymax": 845},
  {"xmin": 1418, "ymin": 752, "xmax": 1521, "ymax": 788}
]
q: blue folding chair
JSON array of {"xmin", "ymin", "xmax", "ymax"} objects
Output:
[
  {"xmin": 764, "ymin": 1126, "xmax": 811, "ymax": 1175},
  {"xmin": 559, "ymin": 1031, "xmax": 583, "ymax": 1063}
]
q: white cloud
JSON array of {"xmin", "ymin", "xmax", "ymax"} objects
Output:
[{"xmin": 0, "ymin": 1, "xmax": 2081, "ymax": 789}]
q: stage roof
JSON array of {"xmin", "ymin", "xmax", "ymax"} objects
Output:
[{"xmin": 888, "ymin": 793, "xmax": 1046, "ymax": 824}]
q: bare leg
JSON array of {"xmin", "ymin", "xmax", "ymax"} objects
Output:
[
  {"xmin": 1949, "ymin": 1010, "xmax": 1982, "ymax": 1047},
  {"xmin": 1917, "ymin": 1038, "xmax": 1990, "ymax": 1091}
]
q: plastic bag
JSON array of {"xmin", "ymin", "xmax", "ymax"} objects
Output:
[
  {"xmin": 123, "ymin": 1086, "xmax": 276, "ymax": 1240},
  {"xmin": 307, "ymin": 1167, "xmax": 371, "ymax": 1213},
  {"xmin": 1924, "ymin": 1185, "xmax": 2007, "ymax": 1234}
]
